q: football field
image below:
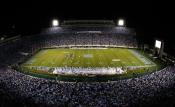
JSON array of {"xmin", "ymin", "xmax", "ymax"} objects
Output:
[{"xmin": 23, "ymin": 48, "xmax": 154, "ymax": 68}]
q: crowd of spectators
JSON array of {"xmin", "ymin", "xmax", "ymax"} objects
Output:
[
  {"xmin": 52, "ymin": 67, "xmax": 125, "ymax": 75},
  {"xmin": 0, "ymin": 66, "xmax": 175, "ymax": 106}
]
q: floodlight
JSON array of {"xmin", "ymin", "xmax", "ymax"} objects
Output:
[
  {"xmin": 155, "ymin": 40, "xmax": 161, "ymax": 49},
  {"xmin": 118, "ymin": 19, "xmax": 124, "ymax": 26},
  {"xmin": 0, "ymin": 37, "xmax": 4, "ymax": 41},
  {"xmin": 52, "ymin": 19, "xmax": 59, "ymax": 27}
]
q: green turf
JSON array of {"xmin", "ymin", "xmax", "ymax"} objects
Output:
[
  {"xmin": 23, "ymin": 48, "xmax": 153, "ymax": 68},
  {"xmin": 17, "ymin": 48, "xmax": 159, "ymax": 81}
]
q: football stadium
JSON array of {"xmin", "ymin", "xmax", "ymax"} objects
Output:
[
  {"xmin": 8, "ymin": 20, "xmax": 160, "ymax": 82},
  {"xmin": 1, "ymin": 3, "xmax": 175, "ymax": 107}
]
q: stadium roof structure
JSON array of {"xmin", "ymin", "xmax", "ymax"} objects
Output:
[{"xmin": 61, "ymin": 20, "xmax": 116, "ymax": 27}]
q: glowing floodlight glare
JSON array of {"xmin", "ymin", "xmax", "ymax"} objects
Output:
[
  {"xmin": 155, "ymin": 40, "xmax": 161, "ymax": 49},
  {"xmin": 118, "ymin": 19, "xmax": 124, "ymax": 26},
  {"xmin": 52, "ymin": 19, "xmax": 59, "ymax": 27},
  {"xmin": 0, "ymin": 37, "xmax": 4, "ymax": 41}
]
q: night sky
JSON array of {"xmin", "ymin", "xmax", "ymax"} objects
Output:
[{"xmin": 0, "ymin": 1, "xmax": 174, "ymax": 49}]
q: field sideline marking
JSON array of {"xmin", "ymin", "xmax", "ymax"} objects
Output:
[{"xmin": 129, "ymin": 50, "xmax": 156, "ymax": 66}]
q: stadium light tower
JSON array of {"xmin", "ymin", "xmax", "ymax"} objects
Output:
[
  {"xmin": 118, "ymin": 19, "xmax": 125, "ymax": 26},
  {"xmin": 52, "ymin": 19, "xmax": 59, "ymax": 27}
]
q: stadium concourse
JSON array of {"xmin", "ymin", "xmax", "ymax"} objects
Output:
[{"xmin": 0, "ymin": 21, "xmax": 175, "ymax": 106}]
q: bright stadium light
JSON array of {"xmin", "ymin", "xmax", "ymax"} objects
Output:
[
  {"xmin": 118, "ymin": 19, "xmax": 124, "ymax": 26},
  {"xmin": 155, "ymin": 40, "xmax": 162, "ymax": 49},
  {"xmin": 52, "ymin": 19, "xmax": 59, "ymax": 27},
  {"xmin": 0, "ymin": 37, "xmax": 4, "ymax": 41}
]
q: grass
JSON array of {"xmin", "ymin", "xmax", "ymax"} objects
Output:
[
  {"xmin": 18, "ymin": 48, "xmax": 158, "ymax": 82},
  {"xmin": 23, "ymin": 48, "xmax": 149, "ymax": 67}
]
